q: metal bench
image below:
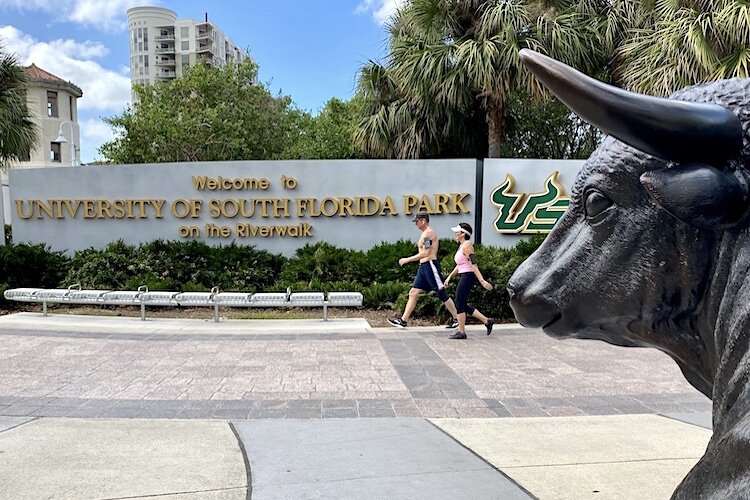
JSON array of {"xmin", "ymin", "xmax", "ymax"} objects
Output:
[{"xmin": 3, "ymin": 284, "xmax": 363, "ymax": 322}]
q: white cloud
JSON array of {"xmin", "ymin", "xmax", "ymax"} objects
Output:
[
  {"xmin": 356, "ymin": 0, "xmax": 406, "ymax": 25},
  {"xmin": 69, "ymin": 0, "xmax": 149, "ymax": 33},
  {"xmin": 1, "ymin": 0, "xmax": 150, "ymax": 32},
  {"xmin": 0, "ymin": 26, "xmax": 131, "ymax": 111}
]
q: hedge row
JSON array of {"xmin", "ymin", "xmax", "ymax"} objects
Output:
[{"xmin": 0, "ymin": 236, "xmax": 544, "ymax": 321}]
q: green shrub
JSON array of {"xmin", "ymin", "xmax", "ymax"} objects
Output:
[
  {"xmin": 65, "ymin": 241, "xmax": 145, "ymax": 289},
  {"xmin": 0, "ymin": 243, "xmax": 70, "ymax": 288},
  {"xmin": 280, "ymin": 242, "xmax": 368, "ymax": 284},
  {"xmin": 0, "ymin": 243, "xmax": 70, "ymax": 306},
  {"xmin": 65, "ymin": 240, "xmax": 285, "ymax": 292},
  {"xmin": 360, "ymin": 240, "xmax": 417, "ymax": 283},
  {"xmin": 362, "ymin": 281, "xmax": 410, "ymax": 309}
]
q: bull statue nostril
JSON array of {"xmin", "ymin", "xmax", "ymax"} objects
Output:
[{"xmin": 508, "ymin": 291, "xmax": 560, "ymax": 330}]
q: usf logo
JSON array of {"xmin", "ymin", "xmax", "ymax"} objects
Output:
[{"xmin": 491, "ymin": 172, "xmax": 570, "ymax": 234}]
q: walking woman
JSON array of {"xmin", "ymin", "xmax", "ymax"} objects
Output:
[{"xmin": 444, "ymin": 222, "xmax": 494, "ymax": 340}]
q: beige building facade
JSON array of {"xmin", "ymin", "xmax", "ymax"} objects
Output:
[
  {"xmin": 2, "ymin": 65, "xmax": 82, "ymax": 224},
  {"xmin": 127, "ymin": 6, "xmax": 248, "ymax": 97},
  {"xmin": 17, "ymin": 65, "xmax": 82, "ymax": 169}
]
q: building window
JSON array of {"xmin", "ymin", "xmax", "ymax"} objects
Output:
[
  {"xmin": 182, "ymin": 54, "xmax": 190, "ymax": 68},
  {"xmin": 69, "ymin": 95, "xmax": 74, "ymax": 120},
  {"xmin": 181, "ymin": 27, "xmax": 188, "ymax": 38},
  {"xmin": 50, "ymin": 142, "xmax": 61, "ymax": 162},
  {"xmin": 181, "ymin": 40, "xmax": 189, "ymax": 50},
  {"xmin": 47, "ymin": 91, "xmax": 58, "ymax": 117}
]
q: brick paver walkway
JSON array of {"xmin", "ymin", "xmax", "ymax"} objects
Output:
[{"xmin": 0, "ymin": 322, "xmax": 710, "ymax": 419}]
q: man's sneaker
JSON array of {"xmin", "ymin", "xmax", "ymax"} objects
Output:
[
  {"xmin": 486, "ymin": 318, "xmax": 495, "ymax": 336},
  {"xmin": 449, "ymin": 332, "xmax": 467, "ymax": 340},
  {"xmin": 445, "ymin": 318, "xmax": 459, "ymax": 329},
  {"xmin": 387, "ymin": 317, "xmax": 407, "ymax": 328}
]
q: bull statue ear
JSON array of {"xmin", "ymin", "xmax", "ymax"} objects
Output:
[{"xmin": 640, "ymin": 164, "xmax": 748, "ymax": 229}]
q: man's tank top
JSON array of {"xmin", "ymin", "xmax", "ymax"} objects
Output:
[{"xmin": 454, "ymin": 242, "xmax": 474, "ymax": 273}]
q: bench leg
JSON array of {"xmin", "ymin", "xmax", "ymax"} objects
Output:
[
  {"xmin": 214, "ymin": 304, "xmax": 219, "ymax": 323},
  {"xmin": 140, "ymin": 303, "xmax": 146, "ymax": 321},
  {"xmin": 323, "ymin": 303, "xmax": 328, "ymax": 322},
  {"xmin": 43, "ymin": 301, "xmax": 47, "ymax": 317}
]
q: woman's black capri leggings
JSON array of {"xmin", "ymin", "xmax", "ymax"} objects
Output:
[{"xmin": 455, "ymin": 272, "xmax": 478, "ymax": 315}]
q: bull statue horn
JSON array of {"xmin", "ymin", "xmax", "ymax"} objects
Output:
[{"xmin": 518, "ymin": 49, "xmax": 743, "ymax": 166}]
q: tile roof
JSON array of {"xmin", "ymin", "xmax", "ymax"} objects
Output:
[{"xmin": 24, "ymin": 64, "xmax": 83, "ymax": 97}]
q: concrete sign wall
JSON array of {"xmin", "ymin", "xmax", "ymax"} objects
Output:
[
  {"xmin": 9, "ymin": 159, "xmax": 479, "ymax": 255},
  {"xmin": 8, "ymin": 158, "xmax": 586, "ymax": 254}
]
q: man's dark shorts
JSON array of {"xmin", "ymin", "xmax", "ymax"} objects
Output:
[{"xmin": 413, "ymin": 260, "xmax": 449, "ymax": 302}]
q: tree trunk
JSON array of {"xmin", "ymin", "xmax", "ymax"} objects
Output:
[{"xmin": 486, "ymin": 100, "xmax": 504, "ymax": 158}]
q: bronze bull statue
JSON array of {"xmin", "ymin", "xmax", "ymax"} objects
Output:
[{"xmin": 508, "ymin": 49, "xmax": 750, "ymax": 499}]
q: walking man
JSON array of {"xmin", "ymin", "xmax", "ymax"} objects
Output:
[{"xmin": 388, "ymin": 213, "xmax": 459, "ymax": 328}]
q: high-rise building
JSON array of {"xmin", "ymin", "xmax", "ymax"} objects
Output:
[{"xmin": 126, "ymin": 6, "xmax": 248, "ymax": 93}]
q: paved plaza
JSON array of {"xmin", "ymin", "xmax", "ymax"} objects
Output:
[{"xmin": 0, "ymin": 313, "xmax": 713, "ymax": 499}]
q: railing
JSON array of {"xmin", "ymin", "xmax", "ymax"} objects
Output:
[
  {"xmin": 155, "ymin": 58, "xmax": 176, "ymax": 66},
  {"xmin": 4, "ymin": 285, "xmax": 363, "ymax": 322}
]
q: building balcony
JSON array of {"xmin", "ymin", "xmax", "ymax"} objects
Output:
[
  {"xmin": 155, "ymin": 70, "xmax": 176, "ymax": 79},
  {"xmin": 155, "ymin": 46, "xmax": 175, "ymax": 54},
  {"xmin": 196, "ymin": 43, "xmax": 215, "ymax": 54},
  {"xmin": 155, "ymin": 34, "xmax": 175, "ymax": 41},
  {"xmin": 195, "ymin": 29, "xmax": 213, "ymax": 40},
  {"xmin": 155, "ymin": 57, "xmax": 176, "ymax": 67}
]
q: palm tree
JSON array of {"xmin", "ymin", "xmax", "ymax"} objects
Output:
[
  {"xmin": 356, "ymin": 0, "xmax": 619, "ymax": 158},
  {"xmin": 0, "ymin": 45, "xmax": 36, "ymax": 171},
  {"xmin": 616, "ymin": 1, "xmax": 750, "ymax": 96}
]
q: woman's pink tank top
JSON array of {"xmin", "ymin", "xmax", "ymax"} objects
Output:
[{"xmin": 455, "ymin": 242, "xmax": 474, "ymax": 273}]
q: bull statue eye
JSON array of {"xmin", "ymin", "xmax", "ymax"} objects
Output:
[{"xmin": 584, "ymin": 190, "xmax": 613, "ymax": 218}]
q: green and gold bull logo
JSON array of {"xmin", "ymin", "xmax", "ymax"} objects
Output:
[{"xmin": 491, "ymin": 172, "xmax": 570, "ymax": 233}]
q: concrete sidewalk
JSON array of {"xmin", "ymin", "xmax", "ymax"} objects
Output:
[{"xmin": 0, "ymin": 313, "xmax": 713, "ymax": 499}]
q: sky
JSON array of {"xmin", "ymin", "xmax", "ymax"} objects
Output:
[{"xmin": 0, "ymin": 0, "xmax": 405, "ymax": 164}]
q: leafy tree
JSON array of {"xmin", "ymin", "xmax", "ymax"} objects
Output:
[
  {"xmin": 100, "ymin": 59, "xmax": 302, "ymax": 163},
  {"xmin": 283, "ymin": 97, "xmax": 363, "ymax": 159},
  {"xmin": 354, "ymin": 0, "xmax": 617, "ymax": 159},
  {"xmin": 500, "ymin": 90, "xmax": 600, "ymax": 159},
  {"xmin": 616, "ymin": 1, "xmax": 750, "ymax": 96},
  {"xmin": 0, "ymin": 44, "xmax": 36, "ymax": 171}
]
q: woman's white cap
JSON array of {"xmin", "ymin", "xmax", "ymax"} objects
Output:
[{"xmin": 450, "ymin": 224, "xmax": 471, "ymax": 236}]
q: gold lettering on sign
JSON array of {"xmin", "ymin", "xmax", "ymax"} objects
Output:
[
  {"xmin": 403, "ymin": 193, "xmax": 471, "ymax": 215},
  {"xmin": 207, "ymin": 199, "xmax": 291, "ymax": 218},
  {"xmin": 15, "ymin": 199, "xmax": 168, "ymax": 220},
  {"xmin": 235, "ymin": 222, "xmax": 313, "ymax": 237},
  {"xmin": 192, "ymin": 176, "xmax": 270, "ymax": 191},
  {"xmin": 294, "ymin": 196, "xmax": 398, "ymax": 217}
]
